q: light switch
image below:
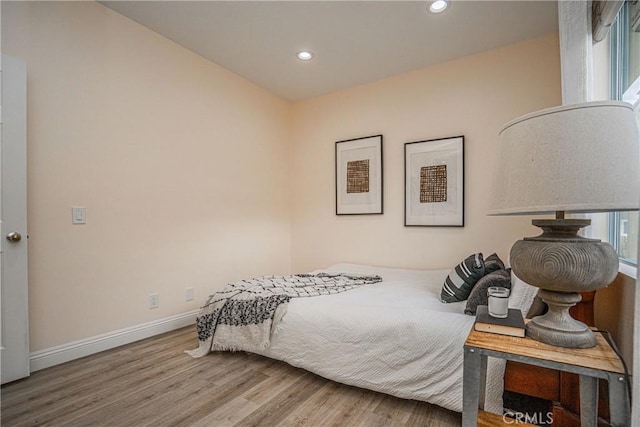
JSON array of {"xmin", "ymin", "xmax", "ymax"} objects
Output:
[{"xmin": 72, "ymin": 206, "xmax": 86, "ymax": 225}]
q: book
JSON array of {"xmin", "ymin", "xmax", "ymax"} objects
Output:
[{"xmin": 474, "ymin": 305, "xmax": 526, "ymax": 337}]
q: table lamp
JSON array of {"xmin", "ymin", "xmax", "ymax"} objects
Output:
[{"xmin": 488, "ymin": 101, "xmax": 639, "ymax": 348}]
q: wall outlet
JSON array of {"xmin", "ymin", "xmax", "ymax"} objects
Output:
[
  {"xmin": 185, "ymin": 287, "xmax": 194, "ymax": 301},
  {"xmin": 71, "ymin": 206, "xmax": 86, "ymax": 225},
  {"xmin": 148, "ymin": 293, "xmax": 159, "ymax": 309}
]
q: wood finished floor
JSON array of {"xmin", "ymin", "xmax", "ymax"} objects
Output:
[{"xmin": 1, "ymin": 326, "xmax": 461, "ymax": 427}]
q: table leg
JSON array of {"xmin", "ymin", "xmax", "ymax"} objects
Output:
[
  {"xmin": 478, "ymin": 353, "xmax": 487, "ymax": 410},
  {"xmin": 462, "ymin": 346, "xmax": 486, "ymax": 427},
  {"xmin": 608, "ymin": 373, "xmax": 630, "ymax": 427},
  {"xmin": 579, "ymin": 375, "xmax": 598, "ymax": 427}
]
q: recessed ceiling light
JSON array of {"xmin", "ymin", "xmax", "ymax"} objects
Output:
[
  {"xmin": 296, "ymin": 51, "xmax": 314, "ymax": 61},
  {"xmin": 428, "ymin": 0, "xmax": 449, "ymax": 14}
]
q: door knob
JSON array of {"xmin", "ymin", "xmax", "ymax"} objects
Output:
[{"xmin": 6, "ymin": 232, "xmax": 22, "ymax": 242}]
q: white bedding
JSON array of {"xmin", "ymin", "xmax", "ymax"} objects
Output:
[{"xmin": 256, "ymin": 263, "xmax": 538, "ymax": 414}]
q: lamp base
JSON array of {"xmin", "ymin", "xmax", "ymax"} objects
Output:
[
  {"xmin": 525, "ymin": 289, "xmax": 596, "ymax": 348},
  {"xmin": 510, "ymin": 218, "xmax": 619, "ymax": 349}
]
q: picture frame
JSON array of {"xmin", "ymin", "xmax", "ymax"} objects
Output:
[
  {"xmin": 404, "ymin": 136, "xmax": 464, "ymax": 227},
  {"xmin": 335, "ymin": 135, "xmax": 383, "ymax": 215}
]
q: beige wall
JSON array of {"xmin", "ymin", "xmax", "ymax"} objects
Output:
[
  {"xmin": 596, "ymin": 273, "xmax": 635, "ymax": 366},
  {"xmin": 3, "ymin": 2, "xmax": 292, "ymax": 351},
  {"xmin": 290, "ymin": 33, "xmax": 562, "ymax": 272}
]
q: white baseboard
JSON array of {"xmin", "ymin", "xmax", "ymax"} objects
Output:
[{"xmin": 29, "ymin": 310, "xmax": 199, "ymax": 372}]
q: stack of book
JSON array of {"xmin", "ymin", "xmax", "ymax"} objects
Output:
[{"xmin": 474, "ymin": 305, "xmax": 525, "ymax": 337}]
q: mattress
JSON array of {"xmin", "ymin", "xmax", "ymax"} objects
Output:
[{"xmin": 256, "ymin": 263, "xmax": 538, "ymax": 414}]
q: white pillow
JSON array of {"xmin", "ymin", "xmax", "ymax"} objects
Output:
[{"xmin": 508, "ymin": 271, "xmax": 539, "ymax": 317}]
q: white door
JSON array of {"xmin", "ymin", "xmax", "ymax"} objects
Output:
[{"xmin": 1, "ymin": 54, "xmax": 29, "ymax": 384}]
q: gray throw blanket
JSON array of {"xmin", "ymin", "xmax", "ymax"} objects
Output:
[{"xmin": 186, "ymin": 273, "xmax": 382, "ymax": 357}]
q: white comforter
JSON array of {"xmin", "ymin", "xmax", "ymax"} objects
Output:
[{"xmin": 257, "ymin": 263, "xmax": 537, "ymax": 414}]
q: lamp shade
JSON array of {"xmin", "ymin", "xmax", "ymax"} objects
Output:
[{"xmin": 488, "ymin": 101, "xmax": 640, "ymax": 215}]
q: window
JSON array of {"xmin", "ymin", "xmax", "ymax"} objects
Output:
[
  {"xmin": 611, "ymin": 211, "xmax": 638, "ymax": 264},
  {"xmin": 610, "ymin": 0, "xmax": 640, "ymax": 266}
]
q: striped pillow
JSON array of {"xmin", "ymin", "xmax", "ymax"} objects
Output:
[{"xmin": 441, "ymin": 253, "xmax": 486, "ymax": 303}]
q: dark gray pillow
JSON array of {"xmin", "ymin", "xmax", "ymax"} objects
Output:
[
  {"xmin": 526, "ymin": 291, "xmax": 547, "ymax": 318},
  {"xmin": 484, "ymin": 253, "xmax": 505, "ymax": 274},
  {"xmin": 464, "ymin": 268, "xmax": 512, "ymax": 315},
  {"xmin": 441, "ymin": 253, "xmax": 485, "ymax": 303}
]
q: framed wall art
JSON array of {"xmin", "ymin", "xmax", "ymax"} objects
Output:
[
  {"xmin": 404, "ymin": 136, "xmax": 464, "ymax": 227},
  {"xmin": 335, "ymin": 135, "xmax": 383, "ymax": 215}
]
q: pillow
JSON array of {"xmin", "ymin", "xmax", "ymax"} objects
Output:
[
  {"xmin": 526, "ymin": 292, "xmax": 547, "ymax": 318},
  {"xmin": 441, "ymin": 253, "xmax": 485, "ymax": 303},
  {"xmin": 508, "ymin": 271, "xmax": 540, "ymax": 317},
  {"xmin": 484, "ymin": 253, "xmax": 505, "ymax": 274},
  {"xmin": 464, "ymin": 268, "xmax": 512, "ymax": 315}
]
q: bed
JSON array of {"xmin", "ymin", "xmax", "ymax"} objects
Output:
[{"xmin": 188, "ymin": 262, "xmax": 540, "ymax": 415}]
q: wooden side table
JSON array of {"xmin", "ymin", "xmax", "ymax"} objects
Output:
[{"xmin": 463, "ymin": 327, "xmax": 629, "ymax": 427}]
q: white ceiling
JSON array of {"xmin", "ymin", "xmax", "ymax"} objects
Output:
[{"xmin": 101, "ymin": 1, "xmax": 559, "ymax": 102}]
